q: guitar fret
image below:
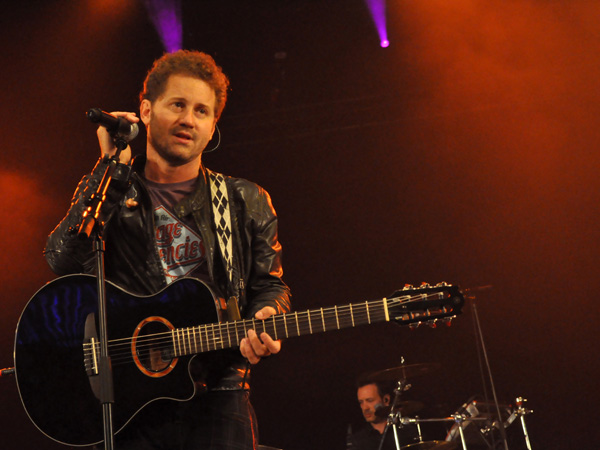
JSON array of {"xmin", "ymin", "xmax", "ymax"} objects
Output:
[
  {"xmin": 283, "ymin": 314, "xmax": 289, "ymax": 338},
  {"xmin": 171, "ymin": 329, "xmax": 178, "ymax": 357},
  {"xmin": 295, "ymin": 312, "xmax": 300, "ymax": 336},
  {"xmin": 307, "ymin": 311, "xmax": 313, "ymax": 334},
  {"xmin": 234, "ymin": 321, "xmax": 240, "ymax": 345},
  {"xmin": 218, "ymin": 323, "xmax": 224, "ymax": 349},
  {"xmin": 335, "ymin": 305, "xmax": 340, "ymax": 329},
  {"xmin": 180, "ymin": 329, "xmax": 185, "ymax": 356},
  {"xmin": 209, "ymin": 323, "xmax": 217, "ymax": 350},
  {"xmin": 192, "ymin": 327, "xmax": 198, "ymax": 353},
  {"xmin": 204, "ymin": 324, "xmax": 209, "ymax": 351},
  {"xmin": 382, "ymin": 298, "xmax": 390, "ymax": 322},
  {"xmin": 366, "ymin": 302, "xmax": 371, "ymax": 324},
  {"xmin": 179, "ymin": 328, "xmax": 184, "ymax": 355},
  {"xmin": 172, "ymin": 329, "xmax": 177, "ymax": 357},
  {"xmin": 350, "ymin": 304, "xmax": 355, "ymax": 327},
  {"xmin": 320, "ymin": 308, "xmax": 326, "ymax": 331},
  {"xmin": 182, "ymin": 328, "xmax": 188, "ymax": 355},
  {"xmin": 226, "ymin": 322, "xmax": 231, "ymax": 348},
  {"xmin": 272, "ymin": 316, "xmax": 278, "ymax": 340}
]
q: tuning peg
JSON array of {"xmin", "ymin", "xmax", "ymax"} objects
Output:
[
  {"xmin": 420, "ymin": 282, "xmax": 431, "ymax": 288},
  {"xmin": 427, "ymin": 319, "xmax": 437, "ymax": 328},
  {"xmin": 441, "ymin": 317, "xmax": 454, "ymax": 326},
  {"xmin": 403, "ymin": 284, "xmax": 414, "ymax": 290},
  {"xmin": 409, "ymin": 322, "xmax": 421, "ymax": 330},
  {"xmin": 436, "ymin": 281, "xmax": 449, "ymax": 287}
]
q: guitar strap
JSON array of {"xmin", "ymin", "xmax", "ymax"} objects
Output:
[
  {"xmin": 209, "ymin": 171, "xmax": 244, "ymax": 320},
  {"xmin": 208, "ymin": 171, "xmax": 234, "ymax": 285}
]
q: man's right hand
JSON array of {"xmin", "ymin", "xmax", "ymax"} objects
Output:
[{"xmin": 97, "ymin": 111, "xmax": 140, "ymax": 164}]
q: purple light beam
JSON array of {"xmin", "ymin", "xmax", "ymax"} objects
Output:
[
  {"xmin": 364, "ymin": 0, "xmax": 389, "ymax": 48},
  {"xmin": 142, "ymin": 0, "xmax": 182, "ymax": 53}
]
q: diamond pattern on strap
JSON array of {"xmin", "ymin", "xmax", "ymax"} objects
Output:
[{"xmin": 209, "ymin": 172, "xmax": 234, "ymax": 282}]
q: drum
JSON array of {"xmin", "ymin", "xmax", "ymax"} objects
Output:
[{"xmin": 445, "ymin": 397, "xmax": 515, "ymax": 446}]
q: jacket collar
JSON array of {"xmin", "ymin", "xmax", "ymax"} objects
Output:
[{"xmin": 131, "ymin": 154, "xmax": 209, "ymax": 215}]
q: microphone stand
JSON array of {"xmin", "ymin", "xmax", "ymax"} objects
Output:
[{"xmin": 78, "ymin": 137, "xmax": 129, "ymax": 450}]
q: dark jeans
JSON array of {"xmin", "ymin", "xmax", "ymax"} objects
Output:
[{"xmin": 108, "ymin": 390, "xmax": 258, "ymax": 450}]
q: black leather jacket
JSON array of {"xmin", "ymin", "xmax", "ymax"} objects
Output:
[{"xmin": 44, "ymin": 155, "xmax": 291, "ymax": 390}]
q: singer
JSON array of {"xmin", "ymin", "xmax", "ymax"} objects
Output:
[{"xmin": 43, "ymin": 50, "xmax": 291, "ymax": 450}]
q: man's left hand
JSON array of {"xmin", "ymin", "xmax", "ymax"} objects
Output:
[{"xmin": 240, "ymin": 306, "xmax": 281, "ymax": 364}]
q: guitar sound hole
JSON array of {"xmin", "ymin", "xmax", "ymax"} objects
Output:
[{"xmin": 135, "ymin": 320, "xmax": 173, "ymax": 373}]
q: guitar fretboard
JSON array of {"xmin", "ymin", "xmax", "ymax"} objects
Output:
[{"xmin": 171, "ymin": 298, "xmax": 390, "ymax": 356}]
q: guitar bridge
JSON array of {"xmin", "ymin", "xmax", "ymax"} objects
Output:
[{"xmin": 84, "ymin": 337, "xmax": 99, "ymax": 376}]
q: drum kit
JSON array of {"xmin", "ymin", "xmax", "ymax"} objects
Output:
[{"xmin": 358, "ymin": 363, "xmax": 534, "ymax": 450}]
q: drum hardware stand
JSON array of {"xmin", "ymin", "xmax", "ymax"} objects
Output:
[
  {"xmin": 468, "ymin": 289, "xmax": 510, "ymax": 450},
  {"xmin": 413, "ymin": 416, "xmax": 424, "ymax": 445},
  {"xmin": 450, "ymin": 414, "xmax": 469, "ymax": 450},
  {"xmin": 379, "ymin": 375, "xmax": 413, "ymax": 450},
  {"xmin": 515, "ymin": 397, "xmax": 533, "ymax": 450}
]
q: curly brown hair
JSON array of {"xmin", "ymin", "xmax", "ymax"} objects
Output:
[{"xmin": 139, "ymin": 50, "xmax": 230, "ymax": 120}]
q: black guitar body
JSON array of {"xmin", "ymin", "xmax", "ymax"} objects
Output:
[{"xmin": 14, "ymin": 274, "xmax": 219, "ymax": 446}]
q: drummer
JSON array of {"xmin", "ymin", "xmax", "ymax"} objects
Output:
[{"xmin": 347, "ymin": 378, "xmax": 420, "ymax": 450}]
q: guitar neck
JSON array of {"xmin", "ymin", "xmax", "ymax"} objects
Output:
[{"xmin": 172, "ymin": 299, "xmax": 390, "ymax": 357}]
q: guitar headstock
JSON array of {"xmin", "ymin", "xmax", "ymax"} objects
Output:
[{"xmin": 387, "ymin": 282, "xmax": 465, "ymax": 329}]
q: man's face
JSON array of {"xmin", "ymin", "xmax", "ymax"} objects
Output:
[
  {"xmin": 141, "ymin": 74, "xmax": 217, "ymax": 167},
  {"xmin": 357, "ymin": 384, "xmax": 389, "ymax": 424}
]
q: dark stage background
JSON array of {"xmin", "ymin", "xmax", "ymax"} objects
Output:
[{"xmin": 1, "ymin": 1, "xmax": 598, "ymax": 449}]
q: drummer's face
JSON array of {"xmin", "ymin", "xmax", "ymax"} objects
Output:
[{"xmin": 357, "ymin": 384, "xmax": 389, "ymax": 423}]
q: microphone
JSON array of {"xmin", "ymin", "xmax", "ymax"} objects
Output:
[{"xmin": 86, "ymin": 108, "xmax": 139, "ymax": 141}]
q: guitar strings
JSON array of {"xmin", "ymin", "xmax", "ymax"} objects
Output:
[
  {"xmin": 83, "ymin": 293, "xmax": 447, "ymax": 370},
  {"xmin": 83, "ymin": 299, "xmax": 387, "ymax": 368},
  {"xmin": 83, "ymin": 295, "xmax": 437, "ymax": 368}
]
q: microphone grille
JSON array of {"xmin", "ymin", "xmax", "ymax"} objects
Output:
[{"xmin": 126, "ymin": 123, "xmax": 140, "ymax": 141}]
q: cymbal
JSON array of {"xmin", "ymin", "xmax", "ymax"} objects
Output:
[
  {"xmin": 404, "ymin": 441, "xmax": 457, "ymax": 450},
  {"xmin": 366, "ymin": 363, "xmax": 441, "ymax": 382}
]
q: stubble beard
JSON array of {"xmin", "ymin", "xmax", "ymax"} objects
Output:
[{"xmin": 148, "ymin": 116, "xmax": 205, "ymax": 166}]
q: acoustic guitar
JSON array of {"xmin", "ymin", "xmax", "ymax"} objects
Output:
[{"xmin": 13, "ymin": 274, "xmax": 464, "ymax": 446}]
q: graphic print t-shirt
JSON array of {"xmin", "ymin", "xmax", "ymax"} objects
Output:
[{"xmin": 145, "ymin": 178, "xmax": 209, "ymax": 285}]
